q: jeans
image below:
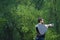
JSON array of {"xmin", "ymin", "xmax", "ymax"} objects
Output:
[{"xmin": 36, "ymin": 36, "xmax": 44, "ymax": 40}]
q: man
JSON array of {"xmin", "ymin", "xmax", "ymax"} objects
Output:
[{"xmin": 35, "ymin": 18, "xmax": 54, "ymax": 40}]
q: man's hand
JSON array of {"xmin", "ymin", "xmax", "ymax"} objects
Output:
[
  {"xmin": 48, "ymin": 23, "xmax": 54, "ymax": 27},
  {"xmin": 45, "ymin": 23, "xmax": 54, "ymax": 28}
]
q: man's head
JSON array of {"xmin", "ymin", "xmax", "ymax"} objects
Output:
[{"xmin": 38, "ymin": 18, "xmax": 44, "ymax": 24}]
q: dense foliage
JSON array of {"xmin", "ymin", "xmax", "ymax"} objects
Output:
[{"xmin": 0, "ymin": 0, "xmax": 60, "ymax": 40}]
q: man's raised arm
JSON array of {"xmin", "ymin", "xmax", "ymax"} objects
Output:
[{"xmin": 45, "ymin": 23, "xmax": 54, "ymax": 28}]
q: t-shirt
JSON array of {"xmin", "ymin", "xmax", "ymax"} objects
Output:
[{"xmin": 35, "ymin": 23, "xmax": 49, "ymax": 35}]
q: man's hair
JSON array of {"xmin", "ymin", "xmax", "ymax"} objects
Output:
[{"xmin": 38, "ymin": 18, "xmax": 43, "ymax": 23}]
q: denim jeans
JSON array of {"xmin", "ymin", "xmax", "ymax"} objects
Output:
[{"xmin": 36, "ymin": 36, "xmax": 44, "ymax": 40}]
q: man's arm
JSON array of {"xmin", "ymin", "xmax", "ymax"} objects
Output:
[
  {"xmin": 35, "ymin": 25, "xmax": 41, "ymax": 35},
  {"xmin": 45, "ymin": 24, "xmax": 54, "ymax": 28},
  {"xmin": 36, "ymin": 27, "xmax": 40, "ymax": 34}
]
